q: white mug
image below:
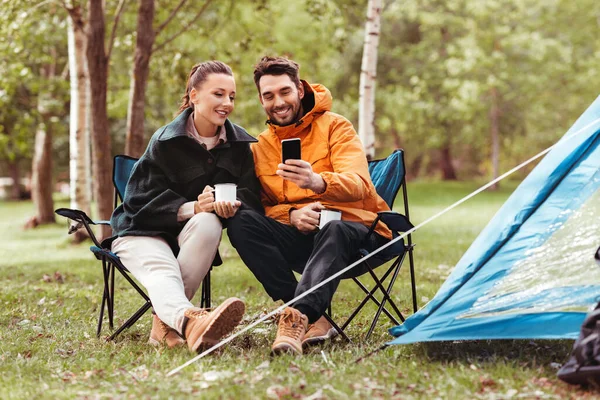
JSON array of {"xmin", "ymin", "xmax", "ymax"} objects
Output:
[
  {"xmin": 214, "ymin": 183, "xmax": 237, "ymax": 203},
  {"xmin": 319, "ymin": 209, "xmax": 342, "ymax": 229}
]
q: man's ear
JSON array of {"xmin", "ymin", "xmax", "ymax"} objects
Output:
[
  {"xmin": 298, "ymin": 83, "xmax": 305, "ymax": 100},
  {"xmin": 258, "ymin": 94, "xmax": 264, "ymax": 105}
]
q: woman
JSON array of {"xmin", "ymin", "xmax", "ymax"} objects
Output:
[{"xmin": 110, "ymin": 61, "xmax": 262, "ymax": 353}]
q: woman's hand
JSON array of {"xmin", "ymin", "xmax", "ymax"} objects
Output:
[
  {"xmin": 214, "ymin": 200, "xmax": 242, "ymax": 219},
  {"xmin": 194, "ymin": 186, "xmax": 215, "ymax": 214}
]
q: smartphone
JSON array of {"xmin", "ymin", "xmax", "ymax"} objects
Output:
[{"xmin": 281, "ymin": 138, "xmax": 301, "ymax": 163}]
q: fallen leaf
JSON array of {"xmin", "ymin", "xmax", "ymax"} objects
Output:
[{"xmin": 266, "ymin": 385, "xmax": 291, "ymax": 399}]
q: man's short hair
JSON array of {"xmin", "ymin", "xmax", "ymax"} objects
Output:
[{"xmin": 253, "ymin": 56, "xmax": 301, "ymax": 91}]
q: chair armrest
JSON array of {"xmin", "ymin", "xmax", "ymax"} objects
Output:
[
  {"xmin": 54, "ymin": 208, "xmax": 103, "ymax": 247},
  {"xmin": 55, "ymin": 208, "xmax": 96, "ymax": 225},
  {"xmin": 377, "ymin": 211, "xmax": 414, "ymax": 232}
]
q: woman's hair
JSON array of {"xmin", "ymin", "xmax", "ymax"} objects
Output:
[
  {"xmin": 253, "ymin": 56, "xmax": 301, "ymax": 92},
  {"xmin": 178, "ymin": 61, "xmax": 233, "ymax": 113}
]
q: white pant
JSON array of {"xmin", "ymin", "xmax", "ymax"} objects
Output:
[{"xmin": 111, "ymin": 212, "xmax": 221, "ymax": 334}]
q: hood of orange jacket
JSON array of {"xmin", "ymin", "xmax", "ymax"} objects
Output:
[{"xmin": 252, "ymin": 81, "xmax": 392, "ymax": 239}]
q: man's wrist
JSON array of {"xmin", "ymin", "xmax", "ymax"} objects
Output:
[{"xmin": 311, "ymin": 173, "xmax": 326, "ymax": 194}]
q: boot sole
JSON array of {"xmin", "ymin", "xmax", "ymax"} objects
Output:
[
  {"xmin": 271, "ymin": 340, "xmax": 302, "ymax": 356},
  {"xmin": 190, "ymin": 298, "xmax": 245, "ymax": 353},
  {"xmin": 301, "ymin": 328, "xmax": 339, "ymax": 349}
]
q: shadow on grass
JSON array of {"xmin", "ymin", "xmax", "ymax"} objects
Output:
[{"xmin": 412, "ymin": 339, "xmax": 573, "ymax": 366}]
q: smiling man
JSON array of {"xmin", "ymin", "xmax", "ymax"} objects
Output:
[{"xmin": 227, "ymin": 56, "xmax": 394, "ymax": 355}]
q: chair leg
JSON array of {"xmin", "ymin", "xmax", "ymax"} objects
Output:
[
  {"xmin": 364, "ymin": 257, "xmax": 406, "ymax": 321},
  {"xmin": 108, "ymin": 262, "xmax": 115, "ymax": 330},
  {"xmin": 407, "ymin": 243, "xmax": 418, "ymax": 313},
  {"xmin": 200, "ymin": 274, "xmax": 206, "ymax": 308},
  {"xmin": 97, "ymin": 260, "xmax": 110, "ymax": 338},
  {"xmin": 323, "ymin": 312, "xmax": 351, "ymax": 343},
  {"xmin": 365, "ymin": 253, "xmax": 408, "ymax": 340},
  {"xmin": 107, "ymin": 301, "xmax": 152, "ymax": 341},
  {"xmin": 341, "ymin": 264, "xmax": 400, "ymax": 331},
  {"xmin": 206, "ymin": 271, "xmax": 211, "ymax": 308}
]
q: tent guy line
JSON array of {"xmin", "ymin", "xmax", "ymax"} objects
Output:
[{"xmin": 166, "ymin": 116, "xmax": 600, "ymax": 377}]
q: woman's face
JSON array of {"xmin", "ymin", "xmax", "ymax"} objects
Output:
[{"xmin": 190, "ymin": 73, "xmax": 236, "ymax": 132}]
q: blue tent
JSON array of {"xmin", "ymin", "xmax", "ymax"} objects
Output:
[{"xmin": 389, "ymin": 96, "xmax": 600, "ymax": 345}]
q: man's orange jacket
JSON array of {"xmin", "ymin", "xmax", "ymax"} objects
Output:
[{"xmin": 252, "ymin": 81, "xmax": 392, "ymax": 240}]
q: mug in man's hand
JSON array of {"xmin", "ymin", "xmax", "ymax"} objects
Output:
[{"xmin": 319, "ymin": 209, "xmax": 342, "ymax": 229}]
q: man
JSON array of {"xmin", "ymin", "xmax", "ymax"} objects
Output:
[{"xmin": 227, "ymin": 56, "xmax": 394, "ymax": 355}]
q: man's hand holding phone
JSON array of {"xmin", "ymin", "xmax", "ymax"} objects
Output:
[
  {"xmin": 278, "ymin": 138, "xmax": 326, "ymax": 193},
  {"xmin": 277, "ymin": 160, "xmax": 326, "ymax": 193}
]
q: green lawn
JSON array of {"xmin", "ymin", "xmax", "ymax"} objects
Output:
[{"xmin": 0, "ymin": 181, "xmax": 591, "ymax": 399}]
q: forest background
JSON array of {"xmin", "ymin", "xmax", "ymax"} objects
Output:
[{"xmin": 1, "ymin": 0, "xmax": 599, "ymax": 231}]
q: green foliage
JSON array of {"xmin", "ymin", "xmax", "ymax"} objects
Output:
[
  {"xmin": 0, "ymin": 0, "xmax": 69, "ymax": 174},
  {"xmin": 1, "ymin": 0, "xmax": 599, "ymax": 180}
]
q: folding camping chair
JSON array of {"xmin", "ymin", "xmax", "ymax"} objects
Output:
[
  {"xmin": 55, "ymin": 155, "xmax": 213, "ymax": 340},
  {"xmin": 325, "ymin": 149, "xmax": 417, "ymax": 341}
]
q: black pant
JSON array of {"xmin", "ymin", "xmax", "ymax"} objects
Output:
[{"xmin": 227, "ymin": 209, "xmax": 389, "ymax": 323}]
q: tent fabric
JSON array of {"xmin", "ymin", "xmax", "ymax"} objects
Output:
[{"xmin": 389, "ymin": 96, "xmax": 600, "ymax": 345}]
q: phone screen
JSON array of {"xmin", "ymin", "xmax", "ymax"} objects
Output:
[{"xmin": 282, "ymin": 138, "xmax": 301, "ymax": 163}]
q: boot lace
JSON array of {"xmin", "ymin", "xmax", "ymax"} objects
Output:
[
  {"xmin": 185, "ymin": 308, "xmax": 210, "ymax": 320},
  {"xmin": 277, "ymin": 310, "xmax": 305, "ymax": 340}
]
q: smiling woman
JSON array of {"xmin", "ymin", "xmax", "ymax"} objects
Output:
[{"xmin": 108, "ymin": 61, "xmax": 263, "ymax": 354}]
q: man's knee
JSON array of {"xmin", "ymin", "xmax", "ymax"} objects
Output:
[
  {"xmin": 227, "ymin": 209, "xmax": 262, "ymax": 242},
  {"xmin": 317, "ymin": 220, "xmax": 349, "ymax": 238}
]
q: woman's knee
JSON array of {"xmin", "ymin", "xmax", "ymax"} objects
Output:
[{"xmin": 180, "ymin": 212, "xmax": 222, "ymax": 244}]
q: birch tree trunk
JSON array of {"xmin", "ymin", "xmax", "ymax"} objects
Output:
[
  {"xmin": 31, "ymin": 63, "xmax": 55, "ymax": 224},
  {"xmin": 67, "ymin": 5, "xmax": 92, "ymax": 218},
  {"xmin": 358, "ymin": 0, "xmax": 382, "ymax": 160},
  {"xmin": 125, "ymin": 0, "xmax": 155, "ymax": 158},
  {"xmin": 86, "ymin": 0, "xmax": 113, "ymax": 240}
]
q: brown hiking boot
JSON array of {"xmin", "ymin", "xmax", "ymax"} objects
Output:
[
  {"xmin": 271, "ymin": 307, "xmax": 308, "ymax": 356},
  {"xmin": 183, "ymin": 297, "xmax": 245, "ymax": 353},
  {"xmin": 302, "ymin": 316, "xmax": 338, "ymax": 348},
  {"xmin": 148, "ymin": 314, "xmax": 185, "ymax": 348}
]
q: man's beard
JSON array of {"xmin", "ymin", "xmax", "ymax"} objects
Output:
[{"xmin": 269, "ymin": 99, "xmax": 303, "ymax": 126}]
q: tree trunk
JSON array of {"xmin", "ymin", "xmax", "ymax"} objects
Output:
[
  {"xmin": 31, "ymin": 105, "xmax": 55, "ymax": 224},
  {"xmin": 439, "ymin": 145, "xmax": 457, "ymax": 180},
  {"xmin": 86, "ymin": 0, "xmax": 113, "ymax": 240},
  {"xmin": 125, "ymin": 0, "xmax": 156, "ymax": 158},
  {"xmin": 68, "ymin": 5, "xmax": 92, "ymax": 209},
  {"xmin": 7, "ymin": 161, "xmax": 21, "ymax": 200},
  {"xmin": 437, "ymin": 26, "xmax": 456, "ymax": 180},
  {"xmin": 31, "ymin": 56, "xmax": 56, "ymax": 224},
  {"xmin": 67, "ymin": 4, "xmax": 92, "ymax": 241},
  {"xmin": 358, "ymin": 0, "xmax": 382, "ymax": 160},
  {"xmin": 489, "ymin": 86, "xmax": 501, "ymax": 190}
]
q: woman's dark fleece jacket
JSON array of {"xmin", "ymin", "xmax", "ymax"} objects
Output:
[{"xmin": 110, "ymin": 108, "xmax": 263, "ymax": 259}]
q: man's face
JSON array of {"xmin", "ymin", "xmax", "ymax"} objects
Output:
[{"xmin": 258, "ymin": 74, "xmax": 304, "ymax": 126}]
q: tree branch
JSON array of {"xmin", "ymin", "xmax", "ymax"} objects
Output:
[
  {"xmin": 154, "ymin": 0, "xmax": 188, "ymax": 35},
  {"xmin": 152, "ymin": 0, "xmax": 214, "ymax": 53},
  {"xmin": 106, "ymin": 0, "xmax": 128, "ymax": 61}
]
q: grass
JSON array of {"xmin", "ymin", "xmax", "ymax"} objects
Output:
[{"xmin": 0, "ymin": 181, "xmax": 594, "ymax": 399}]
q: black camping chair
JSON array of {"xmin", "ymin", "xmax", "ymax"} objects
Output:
[
  {"xmin": 55, "ymin": 155, "xmax": 213, "ymax": 340},
  {"xmin": 325, "ymin": 149, "xmax": 417, "ymax": 341}
]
